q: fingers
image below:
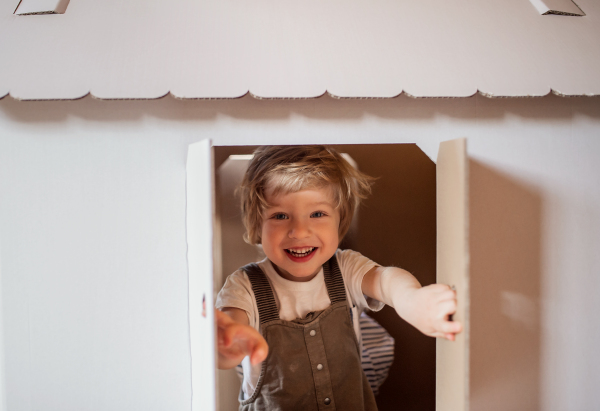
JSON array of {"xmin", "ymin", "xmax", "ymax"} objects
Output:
[
  {"xmin": 437, "ymin": 297, "xmax": 462, "ymax": 341},
  {"xmin": 440, "ymin": 319, "xmax": 462, "ymax": 334},
  {"xmin": 233, "ymin": 327, "xmax": 269, "ymax": 365},
  {"xmin": 423, "ymin": 284, "xmax": 458, "ymax": 310},
  {"xmin": 429, "ymin": 322, "xmax": 462, "ymax": 341},
  {"xmin": 426, "ymin": 283, "xmax": 456, "ymax": 297},
  {"xmin": 216, "ymin": 310, "xmax": 269, "ymax": 364},
  {"xmin": 409, "ymin": 283, "xmax": 463, "ymax": 341},
  {"xmin": 249, "ymin": 336, "xmax": 269, "ymax": 365},
  {"xmin": 432, "ymin": 286, "xmax": 462, "ymax": 341},
  {"xmin": 216, "ymin": 309, "xmax": 235, "ymax": 329}
]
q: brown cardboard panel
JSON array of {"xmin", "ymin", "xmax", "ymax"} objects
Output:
[
  {"xmin": 15, "ymin": 0, "xmax": 70, "ymax": 15},
  {"xmin": 528, "ymin": 0, "xmax": 584, "ymax": 16},
  {"xmin": 436, "ymin": 138, "xmax": 469, "ymax": 411},
  {"xmin": 1, "ymin": 0, "xmax": 599, "ymax": 99}
]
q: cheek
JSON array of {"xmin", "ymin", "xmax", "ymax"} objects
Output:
[
  {"xmin": 260, "ymin": 224, "xmax": 269, "ymax": 244},
  {"xmin": 332, "ymin": 216, "xmax": 341, "ymax": 243},
  {"xmin": 331, "ymin": 231, "xmax": 340, "ymax": 245},
  {"xmin": 323, "ymin": 220, "xmax": 340, "ymax": 243},
  {"xmin": 260, "ymin": 222, "xmax": 279, "ymax": 244}
]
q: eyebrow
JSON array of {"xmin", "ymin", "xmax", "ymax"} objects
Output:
[
  {"xmin": 311, "ymin": 201, "xmax": 334, "ymax": 207},
  {"xmin": 265, "ymin": 201, "xmax": 334, "ymax": 209}
]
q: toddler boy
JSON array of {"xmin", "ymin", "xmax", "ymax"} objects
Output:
[{"xmin": 216, "ymin": 145, "xmax": 461, "ymax": 410}]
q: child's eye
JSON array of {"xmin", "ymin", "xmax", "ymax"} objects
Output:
[
  {"xmin": 273, "ymin": 213, "xmax": 288, "ymax": 220},
  {"xmin": 311, "ymin": 211, "xmax": 325, "ymax": 218}
]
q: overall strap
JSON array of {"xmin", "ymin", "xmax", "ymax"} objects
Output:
[
  {"xmin": 323, "ymin": 254, "xmax": 347, "ymax": 304},
  {"xmin": 241, "ymin": 263, "xmax": 280, "ymax": 325}
]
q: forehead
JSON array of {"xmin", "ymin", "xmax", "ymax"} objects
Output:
[{"xmin": 264, "ymin": 185, "xmax": 336, "ymax": 207}]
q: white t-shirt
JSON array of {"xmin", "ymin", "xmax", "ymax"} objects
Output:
[{"xmin": 215, "ymin": 248, "xmax": 384, "ymax": 400}]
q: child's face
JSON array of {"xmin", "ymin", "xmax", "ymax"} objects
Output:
[{"xmin": 261, "ymin": 186, "xmax": 340, "ymax": 282}]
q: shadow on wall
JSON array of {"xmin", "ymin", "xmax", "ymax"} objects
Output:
[
  {"xmin": 469, "ymin": 160, "xmax": 542, "ymax": 411},
  {"xmin": 1, "ymin": 93, "xmax": 600, "ymax": 124}
]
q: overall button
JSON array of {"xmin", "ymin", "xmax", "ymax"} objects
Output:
[
  {"xmin": 317, "ymin": 364, "xmax": 323, "ymax": 371},
  {"xmin": 309, "ymin": 330, "xmax": 316, "ymax": 337},
  {"xmin": 324, "ymin": 398, "xmax": 331, "ymax": 405}
]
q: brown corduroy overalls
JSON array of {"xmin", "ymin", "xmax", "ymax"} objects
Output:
[{"xmin": 239, "ymin": 255, "xmax": 378, "ymax": 411}]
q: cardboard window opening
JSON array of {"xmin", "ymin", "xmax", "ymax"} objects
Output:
[
  {"xmin": 186, "ymin": 139, "xmax": 469, "ymax": 411},
  {"xmin": 14, "ymin": 0, "xmax": 70, "ymax": 15}
]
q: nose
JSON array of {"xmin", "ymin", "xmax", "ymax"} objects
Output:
[{"xmin": 288, "ymin": 218, "xmax": 311, "ymax": 239}]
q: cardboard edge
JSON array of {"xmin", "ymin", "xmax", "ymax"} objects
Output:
[
  {"xmin": 15, "ymin": 11, "xmax": 57, "ymax": 15},
  {"xmin": 477, "ymin": 89, "xmax": 553, "ymax": 99},
  {"xmin": 551, "ymin": 88, "xmax": 598, "ymax": 98},
  {"xmin": 171, "ymin": 91, "xmax": 250, "ymax": 101},
  {"xmin": 436, "ymin": 137, "xmax": 470, "ymax": 411},
  {"xmin": 14, "ymin": 0, "xmax": 70, "ymax": 15},
  {"xmin": 529, "ymin": 0, "xmax": 552, "ymax": 14},
  {"xmin": 404, "ymin": 90, "xmax": 478, "ymax": 99},
  {"xmin": 543, "ymin": 9, "xmax": 585, "ymax": 16},
  {"xmin": 89, "ymin": 90, "xmax": 171, "ymax": 101},
  {"xmin": 528, "ymin": 0, "xmax": 584, "ymax": 15},
  {"xmin": 13, "ymin": 0, "xmax": 24, "ymax": 14},
  {"xmin": 9, "ymin": 91, "xmax": 90, "ymax": 102},
  {"xmin": 463, "ymin": 141, "xmax": 470, "ymax": 411},
  {"xmin": 249, "ymin": 90, "xmax": 328, "ymax": 100},
  {"xmin": 3, "ymin": 89, "xmax": 599, "ymax": 102},
  {"xmin": 546, "ymin": 0, "xmax": 585, "ymax": 16},
  {"xmin": 326, "ymin": 91, "xmax": 403, "ymax": 99}
]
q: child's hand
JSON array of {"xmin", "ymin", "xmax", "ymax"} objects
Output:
[
  {"xmin": 216, "ymin": 309, "xmax": 269, "ymax": 369},
  {"xmin": 401, "ymin": 284, "xmax": 462, "ymax": 341}
]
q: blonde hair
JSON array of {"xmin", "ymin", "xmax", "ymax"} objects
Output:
[{"xmin": 239, "ymin": 145, "xmax": 375, "ymax": 245}]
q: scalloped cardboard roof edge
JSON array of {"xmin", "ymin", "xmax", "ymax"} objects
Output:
[
  {"xmin": 2, "ymin": 0, "xmax": 599, "ymax": 100},
  {"xmin": 0, "ymin": 89, "xmax": 598, "ymax": 102}
]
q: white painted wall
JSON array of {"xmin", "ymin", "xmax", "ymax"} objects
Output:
[{"xmin": 0, "ymin": 94, "xmax": 598, "ymax": 411}]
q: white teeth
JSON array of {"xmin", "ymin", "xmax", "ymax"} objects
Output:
[{"xmin": 287, "ymin": 247, "xmax": 315, "ymax": 257}]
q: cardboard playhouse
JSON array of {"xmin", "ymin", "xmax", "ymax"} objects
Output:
[{"xmin": 1, "ymin": 0, "xmax": 600, "ymax": 410}]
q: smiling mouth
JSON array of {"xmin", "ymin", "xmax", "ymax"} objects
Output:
[{"xmin": 285, "ymin": 247, "xmax": 317, "ymax": 258}]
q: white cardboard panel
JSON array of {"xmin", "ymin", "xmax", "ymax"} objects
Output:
[
  {"xmin": 529, "ymin": 0, "xmax": 584, "ymax": 15},
  {"xmin": 1, "ymin": 0, "xmax": 600, "ymax": 98},
  {"xmin": 1, "ymin": 94, "xmax": 600, "ymax": 411},
  {"xmin": 436, "ymin": 138, "xmax": 469, "ymax": 411},
  {"xmin": 0, "ymin": 249, "xmax": 5, "ymax": 411},
  {"xmin": 15, "ymin": 0, "xmax": 70, "ymax": 15},
  {"xmin": 186, "ymin": 140, "xmax": 217, "ymax": 411}
]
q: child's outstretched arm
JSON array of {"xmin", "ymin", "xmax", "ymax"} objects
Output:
[
  {"xmin": 362, "ymin": 267, "xmax": 462, "ymax": 341},
  {"xmin": 216, "ymin": 308, "xmax": 269, "ymax": 369}
]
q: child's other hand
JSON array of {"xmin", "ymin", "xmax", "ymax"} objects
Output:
[
  {"xmin": 403, "ymin": 284, "xmax": 462, "ymax": 341},
  {"xmin": 216, "ymin": 309, "xmax": 269, "ymax": 368}
]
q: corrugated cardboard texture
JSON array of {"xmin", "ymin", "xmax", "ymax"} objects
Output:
[
  {"xmin": 436, "ymin": 138, "xmax": 469, "ymax": 411},
  {"xmin": 0, "ymin": 0, "xmax": 599, "ymax": 99}
]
